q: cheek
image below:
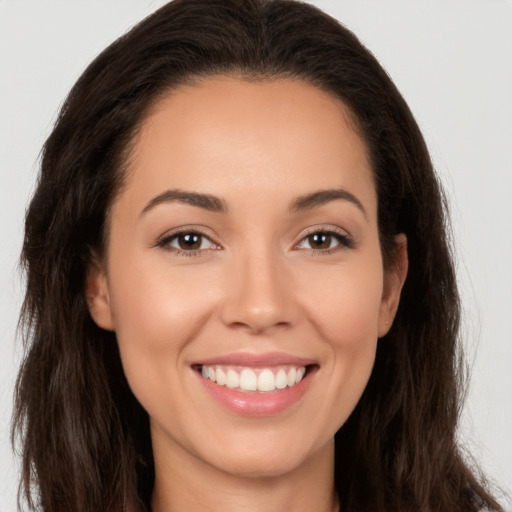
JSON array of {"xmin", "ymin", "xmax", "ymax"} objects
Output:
[
  {"xmin": 298, "ymin": 256, "xmax": 383, "ymax": 425},
  {"xmin": 302, "ymin": 258, "xmax": 384, "ymax": 347},
  {"xmin": 109, "ymin": 251, "xmax": 217, "ymax": 343},
  {"xmin": 106, "ymin": 254, "xmax": 218, "ymax": 402}
]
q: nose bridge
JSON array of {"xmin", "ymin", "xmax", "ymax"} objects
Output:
[{"xmin": 220, "ymin": 242, "xmax": 295, "ymax": 333}]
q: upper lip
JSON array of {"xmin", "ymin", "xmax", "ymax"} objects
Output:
[{"xmin": 194, "ymin": 352, "xmax": 317, "ymax": 367}]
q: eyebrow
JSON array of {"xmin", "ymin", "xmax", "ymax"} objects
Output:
[
  {"xmin": 141, "ymin": 189, "xmax": 228, "ymax": 215},
  {"xmin": 140, "ymin": 187, "xmax": 366, "ymax": 218},
  {"xmin": 290, "ymin": 188, "xmax": 367, "ymax": 218}
]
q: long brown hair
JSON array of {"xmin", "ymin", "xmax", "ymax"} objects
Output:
[{"xmin": 13, "ymin": 0, "xmax": 503, "ymax": 510}]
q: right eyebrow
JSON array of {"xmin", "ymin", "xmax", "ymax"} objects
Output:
[
  {"xmin": 290, "ymin": 188, "xmax": 367, "ymax": 219},
  {"xmin": 140, "ymin": 189, "xmax": 228, "ymax": 216}
]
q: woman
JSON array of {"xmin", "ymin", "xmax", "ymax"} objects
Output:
[{"xmin": 12, "ymin": 0, "xmax": 505, "ymax": 510}]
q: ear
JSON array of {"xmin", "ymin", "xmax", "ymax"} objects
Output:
[
  {"xmin": 378, "ymin": 234, "xmax": 408, "ymax": 337},
  {"xmin": 85, "ymin": 259, "xmax": 115, "ymax": 331}
]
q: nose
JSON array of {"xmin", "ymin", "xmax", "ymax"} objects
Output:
[{"xmin": 219, "ymin": 248, "xmax": 297, "ymax": 335}]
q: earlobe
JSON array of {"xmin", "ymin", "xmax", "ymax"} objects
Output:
[
  {"xmin": 378, "ymin": 234, "xmax": 408, "ymax": 337},
  {"xmin": 85, "ymin": 260, "xmax": 115, "ymax": 331}
]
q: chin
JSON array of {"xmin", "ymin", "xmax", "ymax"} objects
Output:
[
  {"xmin": 211, "ymin": 450, "xmax": 307, "ymax": 479},
  {"xmin": 204, "ymin": 431, "xmax": 331, "ymax": 479}
]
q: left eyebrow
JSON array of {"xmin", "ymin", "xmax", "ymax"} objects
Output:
[
  {"xmin": 140, "ymin": 189, "xmax": 228, "ymax": 216},
  {"xmin": 290, "ymin": 188, "xmax": 367, "ymax": 219}
]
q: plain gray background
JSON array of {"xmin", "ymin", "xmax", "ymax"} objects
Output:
[{"xmin": 1, "ymin": 1, "xmax": 511, "ymax": 510}]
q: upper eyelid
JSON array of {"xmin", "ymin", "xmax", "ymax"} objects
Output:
[
  {"xmin": 293, "ymin": 225, "xmax": 355, "ymax": 251},
  {"xmin": 157, "ymin": 225, "xmax": 218, "ymax": 239},
  {"xmin": 154, "ymin": 226, "xmax": 221, "ymax": 249},
  {"xmin": 295, "ymin": 225, "xmax": 351, "ymax": 240}
]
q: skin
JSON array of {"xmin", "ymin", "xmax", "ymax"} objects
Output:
[{"xmin": 87, "ymin": 77, "xmax": 407, "ymax": 512}]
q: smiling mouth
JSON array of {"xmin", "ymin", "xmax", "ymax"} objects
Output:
[{"xmin": 194, "ymin": 364, "xmax": 315, "ymax": 393}]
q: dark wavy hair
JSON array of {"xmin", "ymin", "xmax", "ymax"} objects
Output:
[{"xmin": 12, "ymin": 0, "xmax": 503, "ymax": 511}]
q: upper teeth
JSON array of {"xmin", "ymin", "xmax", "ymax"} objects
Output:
[{"xmin": 201, "ymin": 365, "xmax": 306, "ymax": 392}]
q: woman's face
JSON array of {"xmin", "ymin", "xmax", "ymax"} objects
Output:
[{"xmin": 88, "ymin": 77, "xmax": 406, "ymax": 478}]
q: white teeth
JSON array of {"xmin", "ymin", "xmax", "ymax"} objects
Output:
[
  {"xmin": 258, "ymin": 369, "xmax": 276, "ymax": 392},
  {"xmin": 287, "ymin": 367, "xmax": 296, "ymax": 386},
  {"xmin": 275, "ymin": 369, "xmax": 288, "ymax": 389},
  {"xmin": 215, "ymin": 367, "xmax": 226, "ymax": 386},
  {"xmin": 295, "ymin": 367, "xmax": 305, "ymax": 383},
  {"xmin": 200, "ymin": 364, "xmax": 308, "ymax": 392},
  {"xmin": 239, "ymin": 368, "xmax": 258, "ymax": 391},
  {"xmin": 226, "ymin": 369, "xmax": 240, "ymax": 388}
]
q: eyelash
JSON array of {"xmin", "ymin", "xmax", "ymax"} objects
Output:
[
  {"xmin": 294, "ymin": 227, "xmax": 354, "ymax": 255},
  {"xmin": 154, "ymin": 227, "xmax": 354, "ymax": 257},
  {"xmin": 154, "ymin": 228, "xmax": 220, "ymax": 258}
]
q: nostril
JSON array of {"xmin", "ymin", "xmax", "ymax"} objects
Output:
[
  {"xmin": 227, "ymin": 319, "xmax": 291, "ymax": 335},
  {"xmin": 229, "ymin": 321, "xmax": 250, "ymax": 331}
]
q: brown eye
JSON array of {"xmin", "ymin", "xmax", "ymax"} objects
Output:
[
  {"xmin": 307, "ymin": 232, "xmax": 332, "ymax": 250},
  {"xmin": 177, "ymin": 233, "xmax": 202, "ymax": 250},
  {"xmin": 296, "ymin": 229, "xmax": 352, "ymax": 252},
  {"xmin": 160, "ymin": 231, "xmax": 217, "ymax": 253}
]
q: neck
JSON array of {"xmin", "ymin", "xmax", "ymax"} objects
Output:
[{"xmin": 150, "ymin": 436, "xmax": 338, "ymax": 512}]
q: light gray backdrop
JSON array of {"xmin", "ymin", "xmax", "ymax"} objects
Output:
[{"xmin": 1, "ymin": 1, "xmax": 511, "ymax": 510}]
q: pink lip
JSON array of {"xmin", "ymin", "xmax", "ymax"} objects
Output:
[
  {"xmin": 192, "ymin": 352, "xmax": 318, "ymax": 417},
  {"xmin": 195, "ymin": 351, "xmax": 316, "ymax": 367}
]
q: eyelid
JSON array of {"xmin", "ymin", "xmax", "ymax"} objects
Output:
[
  {"xmin": 153, "ymin": 225, "xmax": 222, "ymax": 254},
  {"xmin": 293, "ymin": 225, "xmax": 355, "ymax": 252}
]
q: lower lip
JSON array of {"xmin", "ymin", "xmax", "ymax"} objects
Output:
[{"xmin": 195, "ymin": 368, "xmax": 315, "ymax": 417}]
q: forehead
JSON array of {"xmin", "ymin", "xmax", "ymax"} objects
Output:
[{"xmin": 120, "ymin": 76, "xmax": 376, "ymax": 215}]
